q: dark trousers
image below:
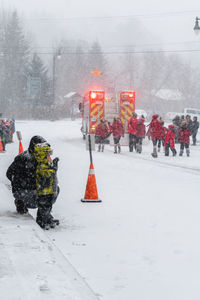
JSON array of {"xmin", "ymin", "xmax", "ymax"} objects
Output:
[
  {"xmin": 14, "ymin": 189, "xmax": 38, "ymax": 211},
  {"xmin": 152, "ymin": 138, "xmax": 159, "ymax": 146},
  {"xmin": 129, "ymin": 134, "xmax": 137, "ymax": 151},
  {"xmin": 192, "ymin": 133, "xmax": 197, "ymax": 145},
  {"xmin": 180, "ymin": 143, "xmax": 189, "ymax": 150},
  {"xmin": 14, "ymin": 186, "xmax": 59, "ymax": 216},
  {"xmin": 114, "ymin": 137, "xmax": 121, "ymax": 145},
  {"xmin": 36, "ymin": 187, "xmax": 60, "ymax": 227},
  {"xmin": 158, "ymin": 139, "xmax": 164, "ymax": 148},
  {"xmin": 165, "ymin": 143, "xmax": 177, "ymax": 156}
]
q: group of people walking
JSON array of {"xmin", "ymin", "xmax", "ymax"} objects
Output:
[{"xmin": 95, "ymin": 112, "xmax": 199, "ymax": 157}]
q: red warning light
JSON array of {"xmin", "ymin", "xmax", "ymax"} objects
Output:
[
  {"xmin": 89, "ymin": 91, "xmax": 105, "ymax": 101},
  {"xmin": 120, "ymin": 91, "xmax": 135, "ymax": 101}
]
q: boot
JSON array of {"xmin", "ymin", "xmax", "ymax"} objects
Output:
[
  {"xmin": 48, "ymin": 214, "xmax": 60, "ymax": 226},
  {"xmin": 98, "ymin": 144, "xmax": 101, "ymax": 152},
  {"xmin": 129, "ymin": 146, "xmax": 133, "ymax": 152},
  {"xmin": 15, "ymin": 199, "xmax": 28, "ymax": 214},
  {"xmin": 158, "ymin": 147, "xmax": 160, "ymax": 152},
  {"xmin": 101, "ymin": 145, "xmax": 104, "ymax": 152},
  {"xmin": 114, "ymin": 145, "xmax": 117, "ymax": 153},
  {"xmin": 179, "ymin": 150, "xmax": 183, "ymax": 156},
  {"xmin": 186, "ymin": 149, "xmax": 190, "ymax": 157}
]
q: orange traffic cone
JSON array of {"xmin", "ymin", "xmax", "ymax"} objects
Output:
[
  {"xmin": 81, "ymin": 162, "xmax": 102, "ymax": 202},
  {"xmin": 19, "ymin": 141, "xmax": 24, "ymax": 154},
  {"xmin": 0, "ymin": 138, "xmax": 3, "ymax": 152}
]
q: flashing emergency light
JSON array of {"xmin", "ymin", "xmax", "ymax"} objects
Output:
[
  {"xmin": 90, "ymin": 92, "xmax": 97, "ymax": 99},
  {"xmin": 89, "ymin": 91, "xmax": 105, "ymax": 101}
]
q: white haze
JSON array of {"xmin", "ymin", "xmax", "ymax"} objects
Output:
[{"xmin": 3, "ymin": 0, "xmax": 200, "ymax": 50}]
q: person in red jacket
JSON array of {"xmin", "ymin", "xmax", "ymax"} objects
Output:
[
  {"xmin": 95, "ymin": 118, "xmax": 109, "ymax": 152},
  {"xmin": 147, "ymin": 114, "xmax": 162, "ymax": 158},
  {"xmin": 178, "ymin": 121, "xmax": 191, "ymax": 156},
  {"xmin": 158, "ymin": 120, "xmax": 167, "ymax": 152},
  {"xmin": 111, "ymin": 116, "xmax": 124, "ymax": 153},
  {"xmin": 135, "ymin": 116, "xmax": 146, "ymax": 153},
  {"xmin": 164, "ymin": 124, "xmax": 177, "ymax": 156},
  {"xmin": 128, "ymin": 112, "xmax": 138, "ymax": 152}
]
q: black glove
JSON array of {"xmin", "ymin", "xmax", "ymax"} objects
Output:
[{"xmin": 53, "ymin": 157, "xmax": 59, "ymax": 168}]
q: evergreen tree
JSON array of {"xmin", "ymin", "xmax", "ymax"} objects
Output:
[
  {"xmin": 1, "ymin": 11, "xmax": 30, "ymax": 116},
  {"xmin": 28, "ymin": 53, "xmax": 51, "ymax": 107}
]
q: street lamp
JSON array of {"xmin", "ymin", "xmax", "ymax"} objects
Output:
[
  {"xmin": 194, "ymin": 17, "xmax": 200, "ymax": 35},
  {"xmin": 51, "ymin": 48, "xmax": 61, "ymax": 120}
]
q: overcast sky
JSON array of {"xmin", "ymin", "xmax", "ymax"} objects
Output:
[{"xmin": 2, "ymin": 0, "xmax": 200, "ymax": 55}]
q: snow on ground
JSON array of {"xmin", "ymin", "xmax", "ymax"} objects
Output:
[{"xmin": 1, "ymin": 119, "xmax": 200, "ymax": 300}]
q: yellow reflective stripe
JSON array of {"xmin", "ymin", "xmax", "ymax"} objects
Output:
[
  {"xmin": 96, "ymin": 110, "xmax": 103, "ymax": 119},
  {"xmin": 91, "ymin": 103, "xmax": 96, "ymax": 109},
  {"xmin": 91, "ymin": 104, "xmax": 103, "ymax": 116}
]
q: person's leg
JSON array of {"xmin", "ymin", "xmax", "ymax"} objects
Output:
[
  {"xmin": 185, "ymin": 143, "xmax": 190, "ymax": 157},
  {"xmin": 158, "ymin": 139, "xmax": 161, "ymax": 152},
  {"xmin": 98, "ymin": 142, "xmax": 101, "ymax": 152},
  {"xmin": 133, "ymin": 135, "xmax": 137, "ymax": 151},
  {"xmin": 113, "ymin": 137, "xmax": 117, "ymax": 153},
  {"xmin": 13, "ymin": 190, "xmax": 29, "ymax": 214},
  {"xmin": 152, "ymin": 139, "xmax": 158, "ymax": 157},
  {"xmin": 179, "ymin": 143, "xmax": 184, "ymax": 156},
  {"xmin": 36, "ymin": 195, "xmax": 52, "ymax": 229},
  {"xmin": 129, "ymin": 134, "xmax": 133, "ymax": 152},
  {"xmin": 192, "ymin": 134, "xmax": 197, "ymax": 145},
  {"xmin": 48, "ymin": 187, "xmax": 60, "ymax": 225},
  {"xmin": 171, "ymin": 147, "xmax": 177, "ymax": 156},
  {"xmin": 137, "ymin": 138, "xmax": 142, "ymax": 153},
  {"xmin": 165, "ymin": 143, "xmax": 169, "ymax": 156},
  {"xmin": 115, "ymin": 137, "xmax": 121, "ymax": 153}
]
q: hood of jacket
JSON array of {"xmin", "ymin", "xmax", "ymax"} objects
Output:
[{"xmin": 28, "ymin": 136, "xmax": 47, "ymax": 153}]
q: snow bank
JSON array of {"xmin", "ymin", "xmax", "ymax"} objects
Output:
[{"xmin": 0, "ymin": 211, "xmax": 99, "ymax": 300}]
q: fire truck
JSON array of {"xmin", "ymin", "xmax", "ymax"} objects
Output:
[
  {"xmin": 119, "ymin": 91, "xmax": 135, "ymax": 133},
  {"xmin": 80, "ymin": 90, "xmax": 135, "ymax": 141}
]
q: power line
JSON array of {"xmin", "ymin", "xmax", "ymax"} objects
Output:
[
  {"xmin": 29, "ymin": 40, "xmax": 200, "ymax": 50},
  {"xmin": 26, "ymin": 9, "xmax": 200, "ymax": 22},
  {"xmin": 8, "ymin": 48, "xmax": 200, "ymax": 55}
]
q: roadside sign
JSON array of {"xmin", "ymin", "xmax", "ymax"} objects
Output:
[{"xmin": 27, "ymin": 77, "xmax": 41, "ymax": 100}]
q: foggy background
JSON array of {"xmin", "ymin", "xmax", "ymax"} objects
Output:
[{"xmin": 1, "ymin": 0, "xmax": 200, "ymax": 119}]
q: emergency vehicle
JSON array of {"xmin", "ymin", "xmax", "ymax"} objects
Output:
[
  {"xmin": 80, "ymin": 90, "xmax": 135, "ymax": 141},
  {"xmin": 80, "ymin": 90, "xmax": 105, "ymax": 139}
]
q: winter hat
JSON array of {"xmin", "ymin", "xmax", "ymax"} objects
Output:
[
  {"xmin": 28, "ymin": 136, "xmax": 47, "ymax": 153},
  {"xmin": 152, "ymin": 114, "xmax": 158, "ymax": 120}
]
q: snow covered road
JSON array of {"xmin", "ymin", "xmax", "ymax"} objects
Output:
[{"xmin": 1, "ymin": 119, "xmax": 200, "ymax": 300}]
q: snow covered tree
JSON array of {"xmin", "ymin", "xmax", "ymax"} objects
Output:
[
  {"xmin": 27, "ymin": 53, "xmax": 51, "ymax": 118},
  {"xmin": 1, "ymin": 11, "xmax": 30, "ymax": 117}
]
